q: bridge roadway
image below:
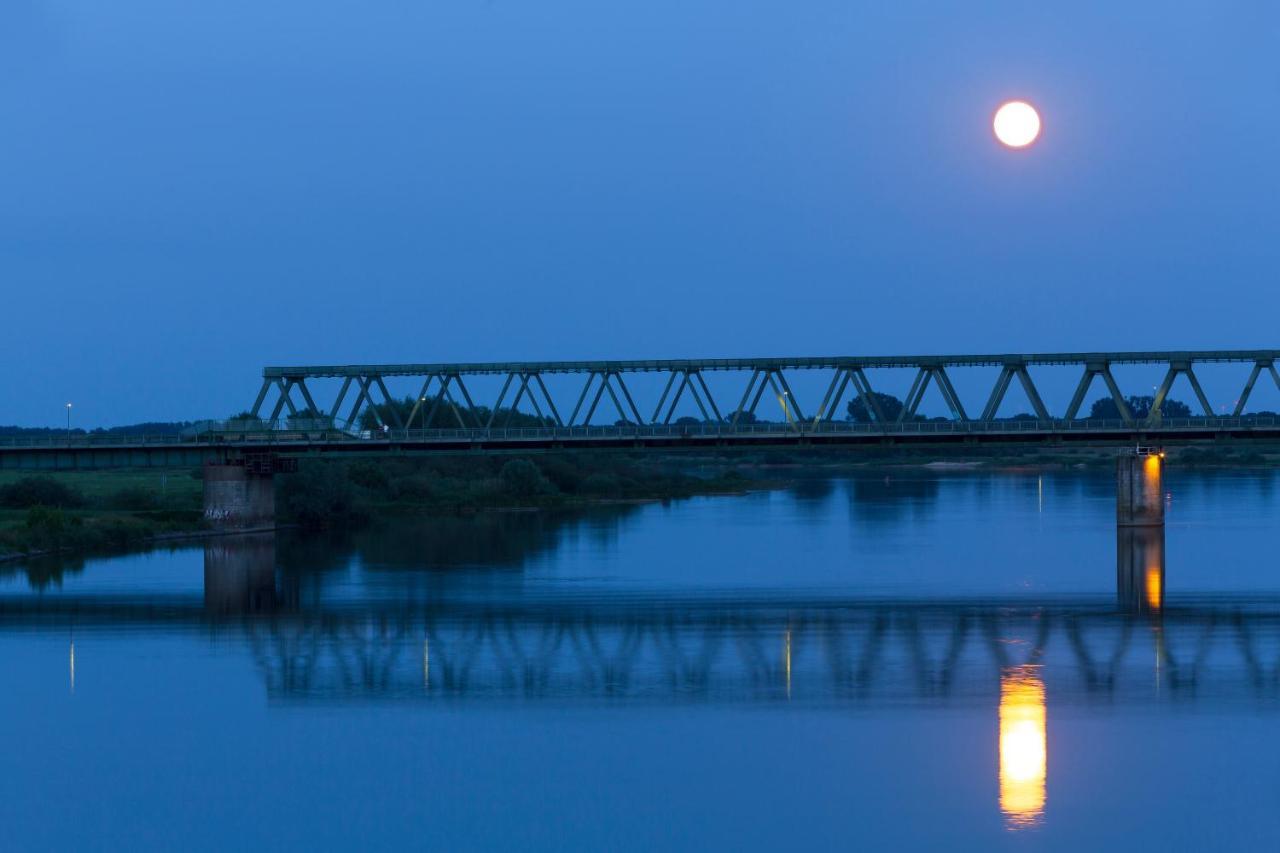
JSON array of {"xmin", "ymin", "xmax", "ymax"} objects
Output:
[{"xmin": 3, "ymin": 417, "xmax": 1280, "ymax": 470}]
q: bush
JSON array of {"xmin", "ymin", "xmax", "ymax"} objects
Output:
[
  {"xmin": 579, "ymin": 473, "xmax": 623, "ymax": 497},
  {"xmin": 278, "ymin": 462, "xmax": 367, "ymax": 528},
  {"xmin": 498, "ymin": 459, "xmax": 558, "ymax": 498},
  {"xmin": 0, "ymin": 477, "xmax": 85, "ymax": 509},
  {"xmin": 393, "ymin": 474, "xmax": 438, "ymax": 502},
  {"xmin": 347, "ymin": 460, "xmax": 391, "ymax": 491},
  {"xmin": 24, "ymin": 505, "xmax": 69, "ymax": 550},
  {"xmin": 101, "ymin": 486, "xmax": 160, "ymax": 511},
  {"xmin": 538, "ymin": 457, "xmax": 584, "ymax": 493}
]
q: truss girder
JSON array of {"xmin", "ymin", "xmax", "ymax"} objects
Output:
[{"xmin": 247, "ymin": 353, "xmax": 1280, "ymax": 432}]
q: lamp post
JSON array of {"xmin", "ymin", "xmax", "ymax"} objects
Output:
[
  {"xmin": 418, "ymin": 396, "xmax": 427, "ymax": 431},
  {"xmin": 66, "ymin": 402, "xmax": 72, "ymax": 436}
]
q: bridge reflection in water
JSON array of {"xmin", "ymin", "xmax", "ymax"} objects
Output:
[{"xmin": 11, "ymin": 525, "xmax": 1280, "ymax": 830}]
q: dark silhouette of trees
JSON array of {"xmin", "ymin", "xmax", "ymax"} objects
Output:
[{"xmin": 1088, "ymin": 395, "xmax": 1191, "ymax": 420}]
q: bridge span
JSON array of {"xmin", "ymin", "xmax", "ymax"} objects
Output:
[{"xmin": 5, "ymin": 349, "xmax": 1280, "ymax": 472}]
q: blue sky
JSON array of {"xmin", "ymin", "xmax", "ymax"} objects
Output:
[{"xmin": 2, "ymin": 1, "xmax": 1277, "ymax": 425}]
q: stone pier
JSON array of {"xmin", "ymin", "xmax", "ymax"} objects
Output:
[
  {"xmin": 1116, "ymin": 449, "xmax": 1164, "ymax": 527},
  {"xmin": 203, "ymin": 461, "xmax": 276, "ymax": 530}
]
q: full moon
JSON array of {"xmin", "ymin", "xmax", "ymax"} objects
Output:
[{"xmin": 993, "ymin": 101, "xmax": 1041, "ymax": 148}]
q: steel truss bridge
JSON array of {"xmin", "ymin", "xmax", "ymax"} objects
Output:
[
  {"xmin": 8, "ymin": 349, "xmax": 1280, "ymax": 468},
  {"xmin": 10, "ymin": 593, "xmax": 1280, "ymax": 707}
]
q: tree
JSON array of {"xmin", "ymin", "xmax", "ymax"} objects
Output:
[
  {"xmin": 847, "ymin": 392, "xmax": 907, "ymax": 423},
  {"xmin": 1088, "ymin": 395, "xmax": 1191, "ymax": 420}
]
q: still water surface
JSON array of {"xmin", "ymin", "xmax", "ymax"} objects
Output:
[{"xmin": 2, "ymin": 469, "xmax": 1279, "ymax": 850}]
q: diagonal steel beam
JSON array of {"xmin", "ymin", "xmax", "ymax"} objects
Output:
[
  {"xmin": 932, "ymin": 367, "xmax": 968, "ymax": 422},
  {"xmin": 980, "ymin": 368, "xmax": 1014, "ymax": 422},
  {"xmin": 451, "ymin": 374, "xmax": 481, "ymax": 426},
  {"xmin": 269, "ymin": 378, "xmax": 299, "ymax": 421},
  {"xmin": 581, "ymin": 373, "xmax": 610, "ymax": 425},
  {"xmin": 900, "ymin": 368, "xmax": 931, "ymax": 422},
  {"xmin": 692, "ymin": 371, "xmax": 723, "ymax": 422},
  {"xmin": 249, "ymin": 379, "xmax": 272, "ymax": 419},
  {"xmin": 684, "ymin": 373, "xmax": 713, "ymax": 423},
  {"xmin": 1233, "ymin": 362, "xmax": 1264, "ymax": 416},
  {"xmin": 610, "ymin": 373, "xmax": 645, "ymax": 425},
  {"xmin": 1064, "ymin": 368, "xmax": 1097, "ymax": 420},
  {"xmin": 731, "ymin": 370, "xmax": 761, "ymax": 424},
  {"xmin": 568, "ymin": 373, "xmax": 598, "ymax": 426},
  {"xmin": 772, "ymin": 370, "xmax": 806, "ymax": 422},
  {"xmin": 1099, "ymin": 366, "xmax": 1133, "ymax": 424},
  {"xmin": 652, "ymin": 371, "xmax": 680, "ymax": 424},
  {"xmin": 350, "ymin": 378, "xmax": 381, "ymax": 428},
  {"xmin": 815, "ymin": 369, "xmax": 846, "ymax": 424},
  {"xmin": 1183, "ymin": 366, "xmax": 1214, "ymax": 417},
  {"xmin": 373, "ymin": 376, "xmax": 403, "ymax": 429},
  {"xmin": 1149, "ymin": 366, "xmax": 1179, "ymax": 422},
  {"xmin": 1014, "ymin": 368, "xmax": 1051, "ymax": 421},
  {"xmin": 851, "ymin": 369, "xmax": 885, "ymax": 424},
  {"xmin": 295, "ymin": 379, "xmax": 321, "ymax": 417},
  {"xmin": 487, "ymin": 373, "xmax": 516, "ymax": 428},
  {"xmin": 406, "ymin": 375, "xmax": 439, "ymax": 430},
  {"xmin": 663, "ymin": 373, "xmax": 691, "ymax": 424},
  {"xmin": 532, "ymin": 374, "xmax": 564, "ymax": 427},
  {"xmin": 328, "ymin": 376, "xmax": 353, "ymax": 422}
]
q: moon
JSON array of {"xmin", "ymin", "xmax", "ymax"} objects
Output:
[{"xmin": 993, "ymin": 101, "xmax": 1041, "ymax": 148}]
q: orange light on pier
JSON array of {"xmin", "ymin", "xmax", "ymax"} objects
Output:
[{"xmin": 999, "ymin": 666, "xmax": 1046, "ymax": 829}]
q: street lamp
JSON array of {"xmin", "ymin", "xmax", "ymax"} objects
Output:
[
  {"xmin": 66, "ymin": 402, "xmax": 72, "ymax": 436},
  {"xmin": 418, "ymin": 396, "xmax": 427, "ymax": 431}
]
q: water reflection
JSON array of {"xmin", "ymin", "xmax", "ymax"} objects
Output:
[
  {"xmin": 1116, "ymin": 526, "xmax": 1165, "ymax": 614},
  {"xmin": 998, "ymin": 666, "xmax": 1046, "ymax": 829}
]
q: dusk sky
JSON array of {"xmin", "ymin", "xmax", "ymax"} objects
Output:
[{"xmin": 3, "ymin": 1, "xmax": 1278, "ymax": 425}]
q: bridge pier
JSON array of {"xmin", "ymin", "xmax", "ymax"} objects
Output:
[
  {"xmin": 203, "ymin": 459, "xmax": 277, "ymax": 531},
  {"xmin": 1116, "ymin": 449, "xmax": 1164, "ymax": 527}
]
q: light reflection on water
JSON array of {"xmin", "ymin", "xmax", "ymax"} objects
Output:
[
  {"xmin": 2, "ymin": 469, "xmax": 1280, "ymax": 849},
  {"xmin": 999, "ymin": 665, "xmax": 1046, "ymax": 829}
]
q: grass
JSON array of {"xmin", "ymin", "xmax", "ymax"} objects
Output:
[{"xmin": 0, "ymin": 468, "xmax": 203, "ymax": 503}]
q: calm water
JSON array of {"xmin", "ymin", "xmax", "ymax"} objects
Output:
[{"xmin": 3, "ymin": 468, "xmax": 1280, "ymax": 850}]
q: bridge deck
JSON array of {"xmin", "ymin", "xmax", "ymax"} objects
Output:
[{"xmin": 3, "ymin": 418, "xmax": 1280, "ymax": 470}]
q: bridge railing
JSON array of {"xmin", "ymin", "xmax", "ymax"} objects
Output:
[{"xmin": 5, "ymin": 415, "xmax": 1280, "ymax": 450}]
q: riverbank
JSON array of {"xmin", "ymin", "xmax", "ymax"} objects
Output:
[{"xmin": 4, "ymin": 442, "xmax": 1278, "ymax": 562}]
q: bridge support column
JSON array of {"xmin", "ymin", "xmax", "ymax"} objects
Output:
[
  {"xmin": 203, "ymin": 461, "xmax": 276, "ymax": 530},
  {"xmin": 1116, "ymin": 450, "xmax": 1163, "ymax": 527}
]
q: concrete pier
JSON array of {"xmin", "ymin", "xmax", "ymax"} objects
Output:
[
  {"xmin": 1116, "ymin": 526, "xmax": 1165, "ymax": 613},
  {"xmin": 203, "ymin": 463, "xmax": 275, "ymax": 530},
  {"xmin": 1116, "ymin": 450, "xmax": 1164, "ymax": 527}
]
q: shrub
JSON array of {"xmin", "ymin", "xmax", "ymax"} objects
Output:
[
  {"xmin": 347, "ymin": 460, "xmax": 390, "ymax": 491},
  {"xmin": 278, "ymin": 462, "xmax": 367, "ymax": 528},
  {"xmin": 579, "ymin": 473, "xmax": 623, "ymax": 497},
  {"xmin": 24, "ymin": 505, "xmax": 68, "ymax": 550},
  {"xmin": 0, "ymin": 477, "xmax": 85, "ymax": 509},
  {"xmin": 498, "ymin": 459, "xmax": 558, "ymax": 498},
  {"xmin": 101, "ymin": 486, "xmax": 160, "ymax": 511}
]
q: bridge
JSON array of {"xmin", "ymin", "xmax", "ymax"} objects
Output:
[
  {"xmin": 5, "ymin": 350, "xmax": 1280, "ymax": 470},
  {"xmin": 2, "ymin": 349, "xmax": 1274, "ymax": 527}
]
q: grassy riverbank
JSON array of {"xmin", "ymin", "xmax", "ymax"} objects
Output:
[
  {"xmin": 3, "ymin": 442, "xmax": 1278, "ymax": 560},
  {"xmin": 0, "ymin": 469, "xmax": 205, "ymax": 559}
]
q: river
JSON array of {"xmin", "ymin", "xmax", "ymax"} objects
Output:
[{"xmin": 2, "ymin": 468, "xmax": 1278, "ymax": 850}]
